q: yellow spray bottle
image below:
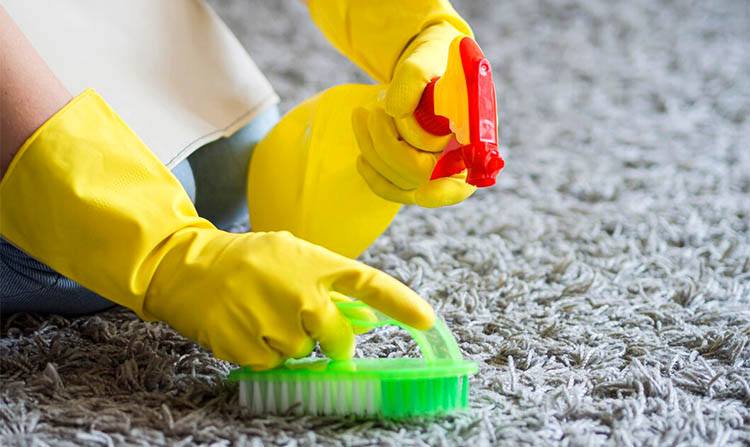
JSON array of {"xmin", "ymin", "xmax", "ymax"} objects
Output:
[{"xmin": 248, "ymin": 36, "xmax": 503, "ymax": 258}]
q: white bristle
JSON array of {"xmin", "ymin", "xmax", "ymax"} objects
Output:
[
  {"xmin": 336, "ymin": 381, "xmax": 347, "ymax": 415},
  {"xmin": 238, "ymin": 377, "xmax": 393, "ymax": 416},
  {"xmin": 308, "ymin": 380, "xmax": 317, "ymax": 415},
  {"xmin": 352, "ymin": 380, "xmax": 362, "ymax": 416},
  {"xmin": 317, "ymin": 381, "xmax": 325, "ymax": 415},
  {"xmin": 294, "ymin": 380, "xmax": 304, "ymax": 415},
  {"xmin": 239, "ymin": 382, "xmax": 248, "ymax": 406},
  {"xmin": 280, "ymin": 381, "xmax": 290, "ymax": 412},
  {"xmin": 361, "ymin": 380, "xmax": 369, "ymax": 416},
  {"xmin": 322, "ymin": 381, "xmax": 332, "ymax": 414},
  {"xmin": 265, "ymin": 381, "xmax": 277, "ymax": 413},
  {"xmin": 252, "ymin": 381, "xmax": 263, "ymax": 414}
]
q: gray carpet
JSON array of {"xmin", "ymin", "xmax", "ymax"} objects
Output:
[{"xmin": 2, "ymin": 0, "xmax": 749, "ymax": 445}]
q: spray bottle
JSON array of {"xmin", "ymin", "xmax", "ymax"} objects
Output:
[{"xmin": 395, "ymin": 36, "xmax": 504, "ymax": 187}]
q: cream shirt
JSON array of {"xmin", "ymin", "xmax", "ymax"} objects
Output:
[{"xmin": 2, "ymin": 0, "xmax": 279, "ymax": 168}]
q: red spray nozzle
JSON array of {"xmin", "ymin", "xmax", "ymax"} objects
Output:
[{"xmin": 412, "ymin": 37, "xmax": 504, "ymax": 187}]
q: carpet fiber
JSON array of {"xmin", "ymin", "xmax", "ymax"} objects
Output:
[{"xmin": 2, "ymin": 0, "xmax": 749, "ymax": 445}]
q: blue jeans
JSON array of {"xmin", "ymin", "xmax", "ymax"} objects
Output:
[{"xmin": 0, "ymin": 106, "xmax": 279, "ymax": 315}]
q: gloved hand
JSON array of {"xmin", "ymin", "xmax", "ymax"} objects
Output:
[
  {"xmin": 307, "ymin": 1, "xmax": 476, "ymax": 206},
  {"xmin": 384, "ymin": 21, "xmax": 466, "ymax": 120},
  {"xmin": 147, "ymin": 228, "xmax": 431, "ymax": 369},
  {"xmin": 0, "ymin": 89, "xmax": 434, "ymax": 370},
  {"xmin": 352, "ymin": 103, "xmax": 476, "ymax": 208}
]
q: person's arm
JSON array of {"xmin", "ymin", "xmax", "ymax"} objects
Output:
[
  {"xmin": 304, "ymin": 0, "xmax": 471, "ymax": 92},
  {"xmin": 0, "ymin": 6, "xmax": 71, "ymax": 178}
]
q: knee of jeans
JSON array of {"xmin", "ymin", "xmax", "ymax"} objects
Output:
[
  {"xmin": 0, "ymin": 239, "xmax": 116, "ymax": 315},
  {"xmin": 171, "ymin": 158, "xmax": 197, "ymax": 203},
  {"xmin": 188, "ymin": 106, "xmax": 280, "ymax": 231}
]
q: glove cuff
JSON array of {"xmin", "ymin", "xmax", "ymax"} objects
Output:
[{"xmin": 0, "ymin": 89, "xmax": 210, "ymax": 318}]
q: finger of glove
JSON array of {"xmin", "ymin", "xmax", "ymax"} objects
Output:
[
  {"xmin": 385, "ymin": 24, "xmax": 460, "ymax": 118},
  {"xmin": 226, "ymin": 347, "xmax": 283, "ymax": 372},
  {"xmin": 209, "ymin": 323, "xmax": 284, "ymax": 371},
  {"xmin": 329, "ymin": 291, "xmax": 378, "ymax": 335},
  {"xmin": 353, "ymin": 107, "xmax": 419, "ymax": 190},
  {"xmin": 264, "ymin": 333, "xmax": 316, "ymax": 360},
  {"xmin": 329, "ymin": 254, "xmax": 435, "ymax": 331},
  {"xmin": 414, "ymin": 173, "xmax": 477, "ymax": 208},
  {"xmin": 301, "ymin": 299, "xmax": 355, "ymax": 360},
  {"xmin": 368, "ymin": 108, "xmax": 438, "ymax": 187},
  {"xmin": 415, "ymin": 173, "xmax": 477, "ymax": 208},
  {"xmin": 385, "ymin": 57, "xmax": 434, "ymax": 118},
  {"xmin": 357, "ymin": 155, "xmax": 474, "ymax": 208},
  {"xmin": 356, "ymin": 156, "xmax": 418, "ymax": 205}
]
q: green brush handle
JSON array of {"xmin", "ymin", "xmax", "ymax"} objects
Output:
[{"xmin": 335, "ymin": 301, "xmax": 463, "ymax": 362}]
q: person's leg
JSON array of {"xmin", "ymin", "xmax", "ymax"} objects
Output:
[
  {"xmin": 187, "ymin": 106, "xmax": 280, "ymax": 231},
  {"xmin": 172, "ymin": 157, "xmax": 196, "ymax": 203},
  {"xmin": 0, "ymin": 239, "xmax": 115, "ymax": 315},
  {"xmin": 0, "ymin": 160, "xmax": 197, "ymax": 315}
]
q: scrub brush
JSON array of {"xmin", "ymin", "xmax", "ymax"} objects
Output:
[{"xmin": 227, "ymin": 301, "xmax": 477, "ymax": 418}]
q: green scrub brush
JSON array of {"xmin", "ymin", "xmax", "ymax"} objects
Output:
[{"xmin": 228, "ymin": 301, "xmax": 477, "ymax": 418}]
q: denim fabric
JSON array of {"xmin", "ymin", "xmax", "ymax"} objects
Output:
[
  {"xmin": 0, "ymin": 106, "xmax": 279, "ymax": 316},
  {"xmin": 188, "ymin": 106, "xmax": 280, "ymax": 230},
  {"xmin": 171, "ymin": 157, "xmax": 197, "ymax": 204},
  {"xmin": 0, "ymin": 239, "xmax": 117, "ymax": 315}
]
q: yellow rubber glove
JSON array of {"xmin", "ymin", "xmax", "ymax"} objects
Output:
[
  {"xmin": 308, "ymin": 0, "xmax": 472, "ymax": 87},
  {"xmin": 0, "ymin": 90, "xmax": 434, "ymax": 370},
  {"xmin": 308, "ymin": 1, "xmax": 470, "ymax": 119},
  {"xmin": 385, "ymin": 22, "xmax": 467, "ymax": 120},
  {"xmin": 308, "ymin": 1, "xmax": 476, "ymax": 206},
  {"xmin": 352, "ymin": 102, "xmax": 476, "ymax": 208}
]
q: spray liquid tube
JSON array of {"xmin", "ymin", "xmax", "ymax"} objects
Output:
[{"xmin": 395, "ymin": 37, "xmax": 504, "ymax": 187}]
